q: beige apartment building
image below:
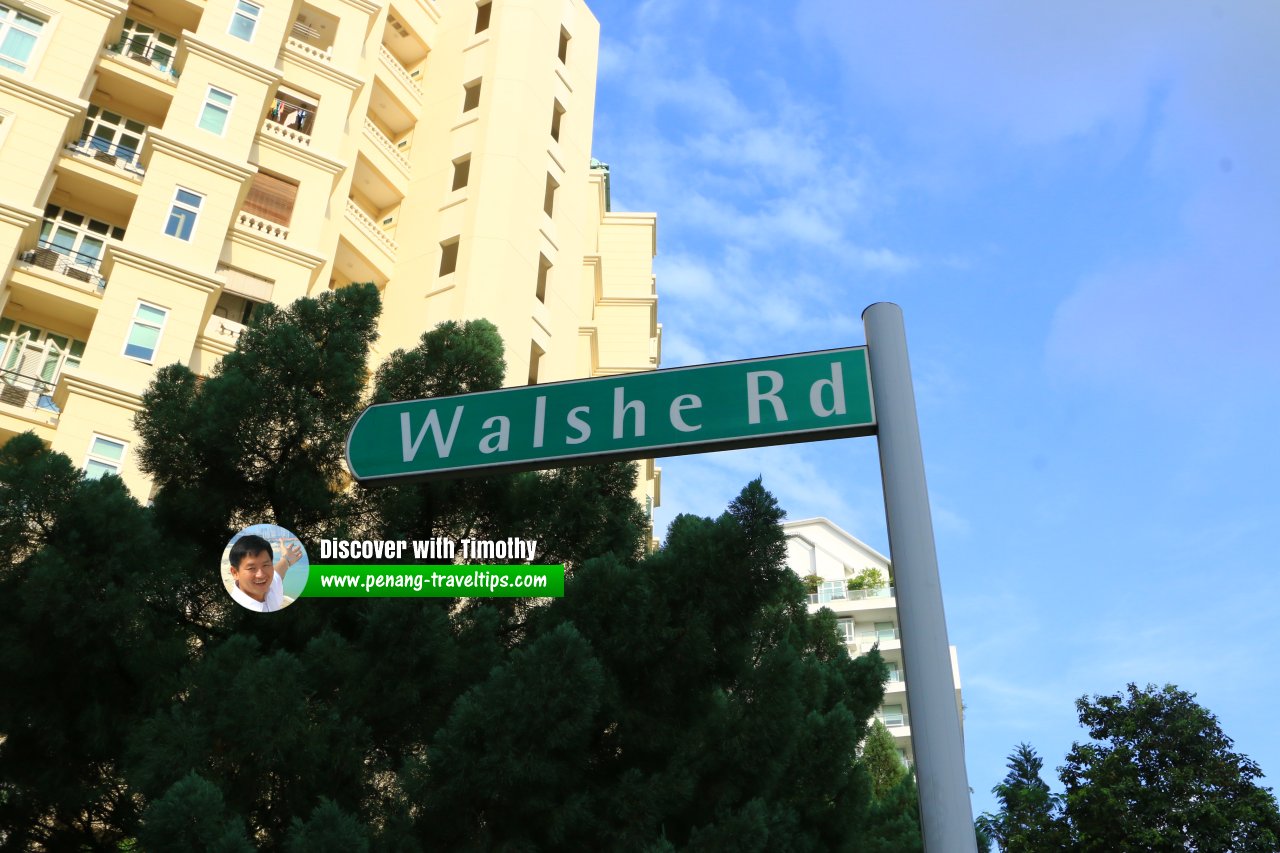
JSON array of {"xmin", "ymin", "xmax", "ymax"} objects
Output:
[
  {"xmin": 0, "ymin": 0, "xmax": 660, "ymax": 507},
  {"xmin": 784, "ymin": 517, "xmax": 964, "ymax": 767}
]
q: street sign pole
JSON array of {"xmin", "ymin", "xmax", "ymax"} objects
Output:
[{"xmin": 864, "ymin": 302, "xmax": 976, "ymax": 853}]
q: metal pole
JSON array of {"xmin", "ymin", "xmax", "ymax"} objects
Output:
[{"xmin": 863, "ymin": 302, "xmax": 976, "ymax": 853}]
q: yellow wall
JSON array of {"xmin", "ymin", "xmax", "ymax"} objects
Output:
[{"xmin": 1, "ymin": 0, "xmax": 659, "ymax": 513}]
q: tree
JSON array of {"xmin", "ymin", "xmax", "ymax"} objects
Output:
[
  {"xmin": 862, "ymin": 718, "xmax": 908, "ymax": 799},
  {"xmin": 976, "ymin": 743, "xmax": 1067, "ymax": 852},
  {"xmin": 847, "ymin": 566, "xmax": 885, "ymax": 591},
  {"xmin": 0, "ymin": 435, "xmax": 189, "ymax": 848},
  {"xmin": 1061, "ymin": 683, "xmax": 1280, "ymax": 852},
  {"xmin": 1, "ymin": 285, "xmax": 895, "ymax": 849},
  {"xmin": 856, "ymin": 773, "xmax": 922, "ymax": 853}
]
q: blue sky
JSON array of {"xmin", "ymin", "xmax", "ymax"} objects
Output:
[{"xmin": 586, "ymin": 0, "xmax": 1280, "ymax": 819}]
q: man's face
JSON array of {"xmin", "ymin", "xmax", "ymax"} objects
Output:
[{"xmin": 231, "ymin": 549, "xmax": 274, "ymax": 601}]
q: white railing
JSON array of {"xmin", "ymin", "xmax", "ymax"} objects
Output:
[
  {"xmin": 808, "ymin": 585, "xmax": 895, "ymax": 606},
  {"xmin": 378, "ymin": 44, "xmax": 422, "ymax": 97},
  {"xmin": 261, "ymin": 117, "xmax": 311, "ymax": 148},
  {"xmin": 363, "ymin": 117, "xmax": 410, "ymax": 173},
  {"xmin": 286, "ymin": 35, "xmax": 332, "ymax": 62},
  {"xmin": 204, "ymin": 314, "xmax": 246, "ymax": 342},
  {"xmin": 344, "ymin": 198, "xmax": 398, "ymax": 257},
  {"xmin": 237, "ymin": 212, "xmax": 289, "ymax": 241}
]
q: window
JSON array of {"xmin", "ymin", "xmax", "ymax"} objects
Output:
[
  {"xmin": 80, "ymin": 105, "xmax": 146, "ymax": 165},
  {"xmin": 165, "ymin": 188, "xmax": 203, "ymax": 241},
  {"xmin": 875, "ymin": 621, "xmax": 897, "ymax": 642},
  {"xmin": 451, "ymin": 155, "xmax": 470, "ymax": 191},
  {"xmin": 115, "ymin": 17, "xmax": 178, "ymax": 73},
  {"xmin": 199, "ymin": 87, "xmax": 234, "ymax": 135},
  {"xmin": 535, "ymin": 254, "xmax": 550, "ymax": 302},
  {"xmin": 886, "ymin": 661, "xmax": 902, "ymax": 682},
  {"xmin": 550, "ymin": 100, "xmax": 564, "ymax": 142},
  {"xmin": 438, "ymin": 238, "xmax": 459, "ymax": 276},
  {"xmin": 810, "ymin": 579, "xmax": 846, "ymax": 604},
  {"xmin": 462, "ymin": 79, "xmax": 481, "ymax": 112},
  {"xmin": 84, "ymin": 435, "xmax": 127, "ymax": 480},
  {"xmin": 0, "ymin": 108, "xmax": 11, "ymax": 148},
  {"xmin": 243, "ymin": 171, "xmax": 298, "ymax": 226},
  {"xmin": 557, "ymin": 27, "xmax": 569, "ymax": 64},
  {"xmin": 37, "ymin": 204, "xmax": 125, "ymax": 269},
  {"xmin": 228, "ymin": 0, "xmax": 261, "ymax": 41},
  {"xmin": 1, "ymin": 3, "xmax": 44, "ymax": 74},
  {"xmin": 124, "ymin": 302, "xmax": 167, "ymax": 362},
  {"xmin": 0, "ymin": 318, "xmax": 85, "ymax": 390},
  {"xmin": 882, "ymin": 704, "xmax": 906, "ymax": 728},
  {"xmin": 543, "ymin": 174, "xmax": 558, "ymax": 217},
  {"xmin": 836, "ymin": 617, "xmax": 855, "ymax": 644},
  {"xmin": 474, "ymin": 1, "xmax": 491, "ymax": 33}
]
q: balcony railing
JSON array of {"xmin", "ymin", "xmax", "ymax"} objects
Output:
[
  {"xmin": 808, "ymin": 585, "xmax": 895, "ymax": 606},
  {"xmin": 362, "ymin": 117, "xmax": 410, "ymax": 173},
  {"xmin": 261, "ymin": 116, "xmax": 311, "ymax": 148},
  {"xmin": 0, "ymin": 366, "xmax": 61, "ymax": 419},
  {"xmin": 285, "ymin": 34, "xmax": 333, "ymax": 62},
  {"xmin": 17, "ymin": 242, "xmax": 106, "ymax": 291},
  {"xmin": 236, "ymin": 211, "xmax": 289, "ymax": 241},
  {"xmin": 65, "ymin": 136, "xmax": 145, "ymax": 176},
  {"xmin": 875, "ymin": 714, "xmax": 909, "ymax": 729},
  {"xmin": 378, "ymin": 44, "xmax": 422, "ymax": 97},
  {"xmin": 105, "ymin": 39, "xmax": 180, "ymax": 79},
  {"xmin": 344, "ymin": 198, "xmax": 399, "ymax": 257}
]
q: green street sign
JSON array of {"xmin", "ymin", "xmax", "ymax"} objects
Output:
[{"xmin": 346, "ymin": 346, "xmax": 875, "ymax": 483}]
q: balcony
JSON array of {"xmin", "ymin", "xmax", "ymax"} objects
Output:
[
  {"xmin": 808, "ymin": 584, "xmax": 895, "ymax": 606},
  {"xmin": 64, "ymin": 136, "xmax": 145, "ymax": 177},
  {"xmin": 0, "ymin": 366, "xmax": 62, "ymax": 421},
  {"xmin": 104, "ymin": 38, "xmax": 179, "ymax": 80},
  {"xmin": 0, "ymin": 327, "xmax": 83, "ymax": 425},
  {"xmin": 288, "ymin": 5, "xmax": 338, "ymax": 61},
  {"xmin": 235, "ymin": 211, "xmax": 289, "ymax": 242},
  {"xmin": 377, "ymin": 43, "xmax": 422, "ymax": 107},
  {"xmin": 362, "ymin": 117, "xmax": 410, "ymax": 177},
  {"xmin": 16, "ymin": 242, "xmax": 106, "ymax": 292},
  {"xmin": 261, "ymin": 116, "xmax": 312, "ymax": 148},
  {"xmin": 343, "ymin": 198, "xmax": 398, "ymax": 276}
]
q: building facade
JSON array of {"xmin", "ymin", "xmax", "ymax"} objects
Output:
[
  {"xmin": 784, "ymin": 516, "xmax": 963, "ymax": 766},
  {"xmin": 0, "ymin": 0, "xmax": 659, "ymax": 505}
]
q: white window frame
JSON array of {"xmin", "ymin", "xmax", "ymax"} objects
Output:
[
  {"xmin": 164, "ymin": 187, "xmax": 203, "ymax": 242},
  {"xmin": 84, "ymin": 434, "xmax": 127, "ymax": 480},
  {"xmin": 122, "ymin": 300, "xmax": 168, "ymax": 363},
  {"xmin": 198, "ymin": 86, "xmax": 234, "ymax": 136},
  {"xmin": 80, "ymin": 104, "xmax": 146, "ymax": 166},
  {"xmin": 0, "ymin": 3, "xmax": 48, "ymax": 76},
  {"xmin": 117, "ymin": 16, "xmax": 178, "ymax": 73},
  {"xmin": 37, "ymin": 203, "xmax": 125, "ymax": 270},
  {"xmin": 882, "ymin": 704, "xmax": 906, "ymax": 728},
  {"xmin": 228, "ymin": 0, "xmax": 261, "ymax": 42}
]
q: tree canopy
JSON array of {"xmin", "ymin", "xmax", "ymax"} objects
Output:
[
  {"xmin": 979, "ymin": 684, "xmax": 1280, "ymax": 852},
  {"xmin": 0, "ymin": 283, "xmax": 909, "ymax": 850}
]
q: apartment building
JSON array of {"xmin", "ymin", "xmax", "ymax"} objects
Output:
[
  {"xmin": 784, "ymin": 516, "xmax": 963, "ymax": 766},
  {"xmin": 0, "ymin": 0, "xmax": 660, "ymax": 506}
]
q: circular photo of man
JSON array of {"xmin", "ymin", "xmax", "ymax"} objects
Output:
[{"xmin": 221, "ymin": 524, "xmax": 309, "ymax": 612}]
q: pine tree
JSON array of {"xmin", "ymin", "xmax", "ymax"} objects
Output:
[
  {"xmin": 976, "ymin": 743, "xmax": 1066, "ymax": 852},
  {"xmin": 862, "ymin": 718, "xmax": 908, "ymax": 800},
  {"xmin": 1, "ymin": 285, "xmax": 892, "ymax": 849}
]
